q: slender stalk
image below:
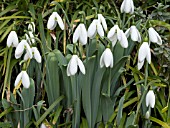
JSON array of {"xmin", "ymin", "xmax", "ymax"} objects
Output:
[
  {"xmin": 2, "ymin": 47, "xmax": 12, "ymax": 99},
  {"xmin": 108, "ymin": 68, "xmax": 112, "ymax": 97},
  {"xmin": 132, "ymin": 62, "xmax": 149, "ymax": 124}
]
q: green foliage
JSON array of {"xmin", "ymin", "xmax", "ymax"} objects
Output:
[{"xmin": 0, "ymin": 0, "xmax": 170, "ymax": 128}]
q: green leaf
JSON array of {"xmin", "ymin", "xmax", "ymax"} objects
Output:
[{"xmin": 35, "ymin": 95, "xmax": 64, "ymax": 126}]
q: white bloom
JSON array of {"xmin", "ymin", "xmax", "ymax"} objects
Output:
[
  {"xmin": 67, "ymin": 55, "xmax": 85, "ymax": 76},
  {"xmin": 47, "ymin": 12, "xmax": 64, "ymax": 30},
  {"xmin": 14, "ymin": 71, "xmax": 30, "ymax": 88},
  {"xmin": 87, "ymin": 19, "xmax": 104, "ymax": 39},
  {"xmin": 40, "ymin": 123, "xmax": 47, "ymax": 128},
  {"xmin": 15, "ymin": 40, "xmax": 32, "ymax": 59},
  {"xmin": 107, "ymin": 25, "xmax": 128, "ymax": 48},
  {"xmin": 145, "ymin": 111, "xmax": 150, "ymax": 119},
  {"xmin": 73, "ymin": 23, "xmax": 87, "ymax": 45},
  {"xmin": 100, "ymin": 48, "xmax": 113, "ymax": 68},
  {"xmin": 146, "ymin": 90, "xmax": 155, "ymax": 108},
  {"xmin": 138, "ymin": 42, "xmax": 151, "ymax": 70},
  {"xmin": 98, "ymin": 14, "xmax": 107, "ymax": 32},
  {"xmin": 7, "ymin": 31, "xmax": 19, "ymax": 47},
  {"xmin": 24, "ymin": 47, "xmax": 41, "ymax": 63},
  {"xmin": 28, "ymin": 22, "xmax": 35, "ymax": 33},
  {"xmin": 25, "ymin": 31, "xmax": 35, "ymax": 44},
  {"xmin": 120, "ymin": 0, "xmax": 134, "ymax": 14},
  {"xmin": 148, "ymin": 27, "xmax": 162, "ymax": 45},
  {"xmin": 125, "ymin": 25, "xmax": 141, "ymax": 42}
]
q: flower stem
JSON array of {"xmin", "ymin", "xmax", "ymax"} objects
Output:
[
  {"xmin": 2, "ymin": 47, "xmax": 13, "ymax": 99},
  {"xmin": 107, "ymin": 68, "xmax": 112, "ymax": 97},
  {"xmin": 132, "ymin": 62, "xmax": 149, "ymax": 124}
]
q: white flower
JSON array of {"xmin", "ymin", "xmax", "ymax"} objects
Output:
[
  {"xmin": 98, "ymin": 14, "xmax": 107, "ymax": 32},
  {"xmin": 145, "ymin": 111, "xmax": 150, "ymax": 119},
  {"xmin": 120, "ymin": 0, "xmax": 134, "ymax": 14},
  {"xmin": 25, "ymin": 31, "xmax": 35, "ymax": 44},
  {"xmin": 146, "ymin": 90, "xmax": 155, "ymax": 108},
  {"xmin": 73, "ymin": 23, "xmax": 87, "ymax": 45},
  {"xmin": 40, "ymin": 123, "xmax": 47, "ymax": 128},
  {"xmin": 148, "ymin": 27, "xmax": 162, "ymax": 45},
  {"xmin": 67, "ymin": 55, "xmax": 85, "ymax": 76},
  {"xmin": 15, "ymin": 40, "xmax": 32, "ymax": 59},
  {"xmin": 107, "ymin": 25, "xmax": 128, "ymax": 48},
  {"xmin": 87, "ymin": 19, "xmax": 104, "ymax": 39},
  {"xmin": 47, "ymin": 12, "xmax": 64, "ymax": 30},
  {"xmin": 138, "ymin": 42, "xmax": 151, "ymax": 70},
  {"xmin": 7, "ymin": 31, "xmax": 19, "ymax": 47},
  {"xmin": 28, "ymin": 22, "xmax": 35, "ymax": 33},
  {"xmin": 100, "ymin": 48, "xmax": 113, "ymax": 68},
  {"xmin": 24, "ymin": 47, "xmax": 41, "ymax": 63},
  {"xmin": 14, "ymin": 71, "xmax": 30, "ymax": 88},
  {"xmin": 125, "ymin": 25, "xmax": 141, "ymax": 42}
]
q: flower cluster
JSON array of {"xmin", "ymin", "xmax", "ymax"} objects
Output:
[{"xmin": 7, "ymin": 22, "xmax": 42, "ymax": 88}]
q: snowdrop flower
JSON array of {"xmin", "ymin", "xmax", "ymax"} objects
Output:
[
  {"xmin": 100, "ymin": 48, "xmax": 113, "ymax": 68},
  {"xmin": 73, "ymin": 23, "xmax": 87, "ymax": 45},
  {"xmin": 107, "ymin": 25, "xmax": 128, "ymax": 48},
  {"xmin": 47, "ymin": 12, "xmax": 64, "ymax": 30},
  {"xmin": 15, "ymin": 40, "xmax": 32, "ymax": 59},
  {"xmin": 87, "ymin": 19, "xmax": 104, "ymax": 39},
  {"xmin": 28, "ymin": 22, "xmax": 35, "ymax": 33},
  {"xmin": 14, "ymin": 71, "xmax": 30, "ymax": 88},
  {"xmin": 120, "ymin": 0, "xmax": 134, "ymax": 14},
  {"xmin": 98, "ymin": 14, "xmax": 107, "ymax": 32},
  {"xmin": 148, "ymin": 27, "xmax": 162, "ymax": 45},
  {"xmin": 40, "ymin": 123, "xmax": 47, "ymax": 128},
  {"xmin": 146, "ymin": 90, "xmax": 155, "ymax": 108},
  {"xmin": 24, "ymin": 47, "xmax": 41, "ymax": 63},
  {"xmin": 7, "ymin": 31, "xmax": 19, "ymax": 47},
  {"xmin": 67, "ymin": 55, "xmax": 85, "ymax": 76},
  {"xmin": 125, "ymin": 26, "xmax": 141, "ymax": 42},
  {"xmin": 145, "ymin": 111, "xmax": 150, "ymax": 119},
  {"xmin": 25, "ymin": 31, "xmax": 35, "ymax": 44},
  {"xmin": 138, "ymin": 42, "xmax": 151, "ymax": 70}
]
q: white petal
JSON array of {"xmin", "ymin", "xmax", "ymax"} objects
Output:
[
  {"xmin": 14, "ymin": 71, "xmax": 23, "ymax": 87},
  {"xmin": 131, "ymin": 26, "xmax": 139, "ymax": 42},
  {"xmin": 77, "ymin": 57, "xmax": 85, "ymax": 74},
  {"xmin": 55, "ymin": 12, "xmax": 64, "ymax": 30},
  {"xmin": 47, "ymin": 13, "xmax": 57, "ymax": 30},
  {"xmin": 117, "ymin": 30, "xmax": 128, "ymax": 48},
  {"xmin": 67, "ymin": 55, "xmax": 78, "ymax": 76},
  {"xmin": 32, "ymin": 47, "xmax": 42, "ymax": 63},
  {"xmin": 29, "ymin": 31, "xmax": 35, "ymax": 44},
  {"xmin": 97, "ymin": 21, "xmax": 104, "ymax": 38},
  {"xmin": 79, "ymin": 24, "xmax": 87, "ymax": 45},
  {"xmin": 155, "ymin": 31, "xmax": 162, "ymax": 45},
  {"xmin": 40, "ymin": 123, "xmax": 47, "ymax": 128},
  {"xmin": 125, "ymin": 28, "xmax": 130, "ymax": 38},
  {"xmin": 98, "ymin": 14, "xmax": 107, "ymax": 32},
  {"xmin": 25, "ymin": 33, "xmax": 31, "ymax": 45},
  {"xmin": 24, "ymin": 52, "xmax": 30, "ymax": 61},
  {"xmin": 73, "ymin": 25, "xmax": 80, "ymax": 43},
  {"xmin": 145, "ymin": 44, "xmax": 151, "ymax": 64},
  {"xmin": 25, "ymin": 42, "xmax": 33, "ymax": 59},
  {"xmin": 28, "ymin": 22, "xmax": 35, "ymax": 33},
  {"xmin": 22, "ymin": 71, "xmax": 30, "ymax": 88},
  {"xmin": 67, "ymin": 61, "xmax": 71, "ymax": 76},
  {"xmin": 130, "ymin": 0, "xmax": 134, "ymax": 14},
  {"xmin": 7, "ymin": 31, "xmax": 19, "ymax": 47},
  {"xmin": 137, "ymin": 60, "xmax": 144, "ymax": 70},
  {"xmin": 138, "ymin": 42, "xmax": 147, "ymax": 62},
  {"xmin": 100, "ymin": 52, "xmax": 105, "ymax": 68},
  {"xmin": 103, "ymin": 48, "xmax": 113, "ymax": 68},
  {"xmin": 120, "ymin": 0, "xmax": 125, "ymax": 13},
  {"xmin": 148, "ymin": 27, "xmax": 158, "ymax": 43},
  {"xmin": 88, "ymin": 20, "xmax": 97, "ymax": 39},
  {"xmin": 15, "ymin": 40, "xmax": 26, "ymax": 59},
  {"xmin": 107, "ymin": 25, "xmax": 119, "ymax": 39},
  {"xmin": 146, "ymin": 90, "xmax": 155, "ymax": 108}
]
